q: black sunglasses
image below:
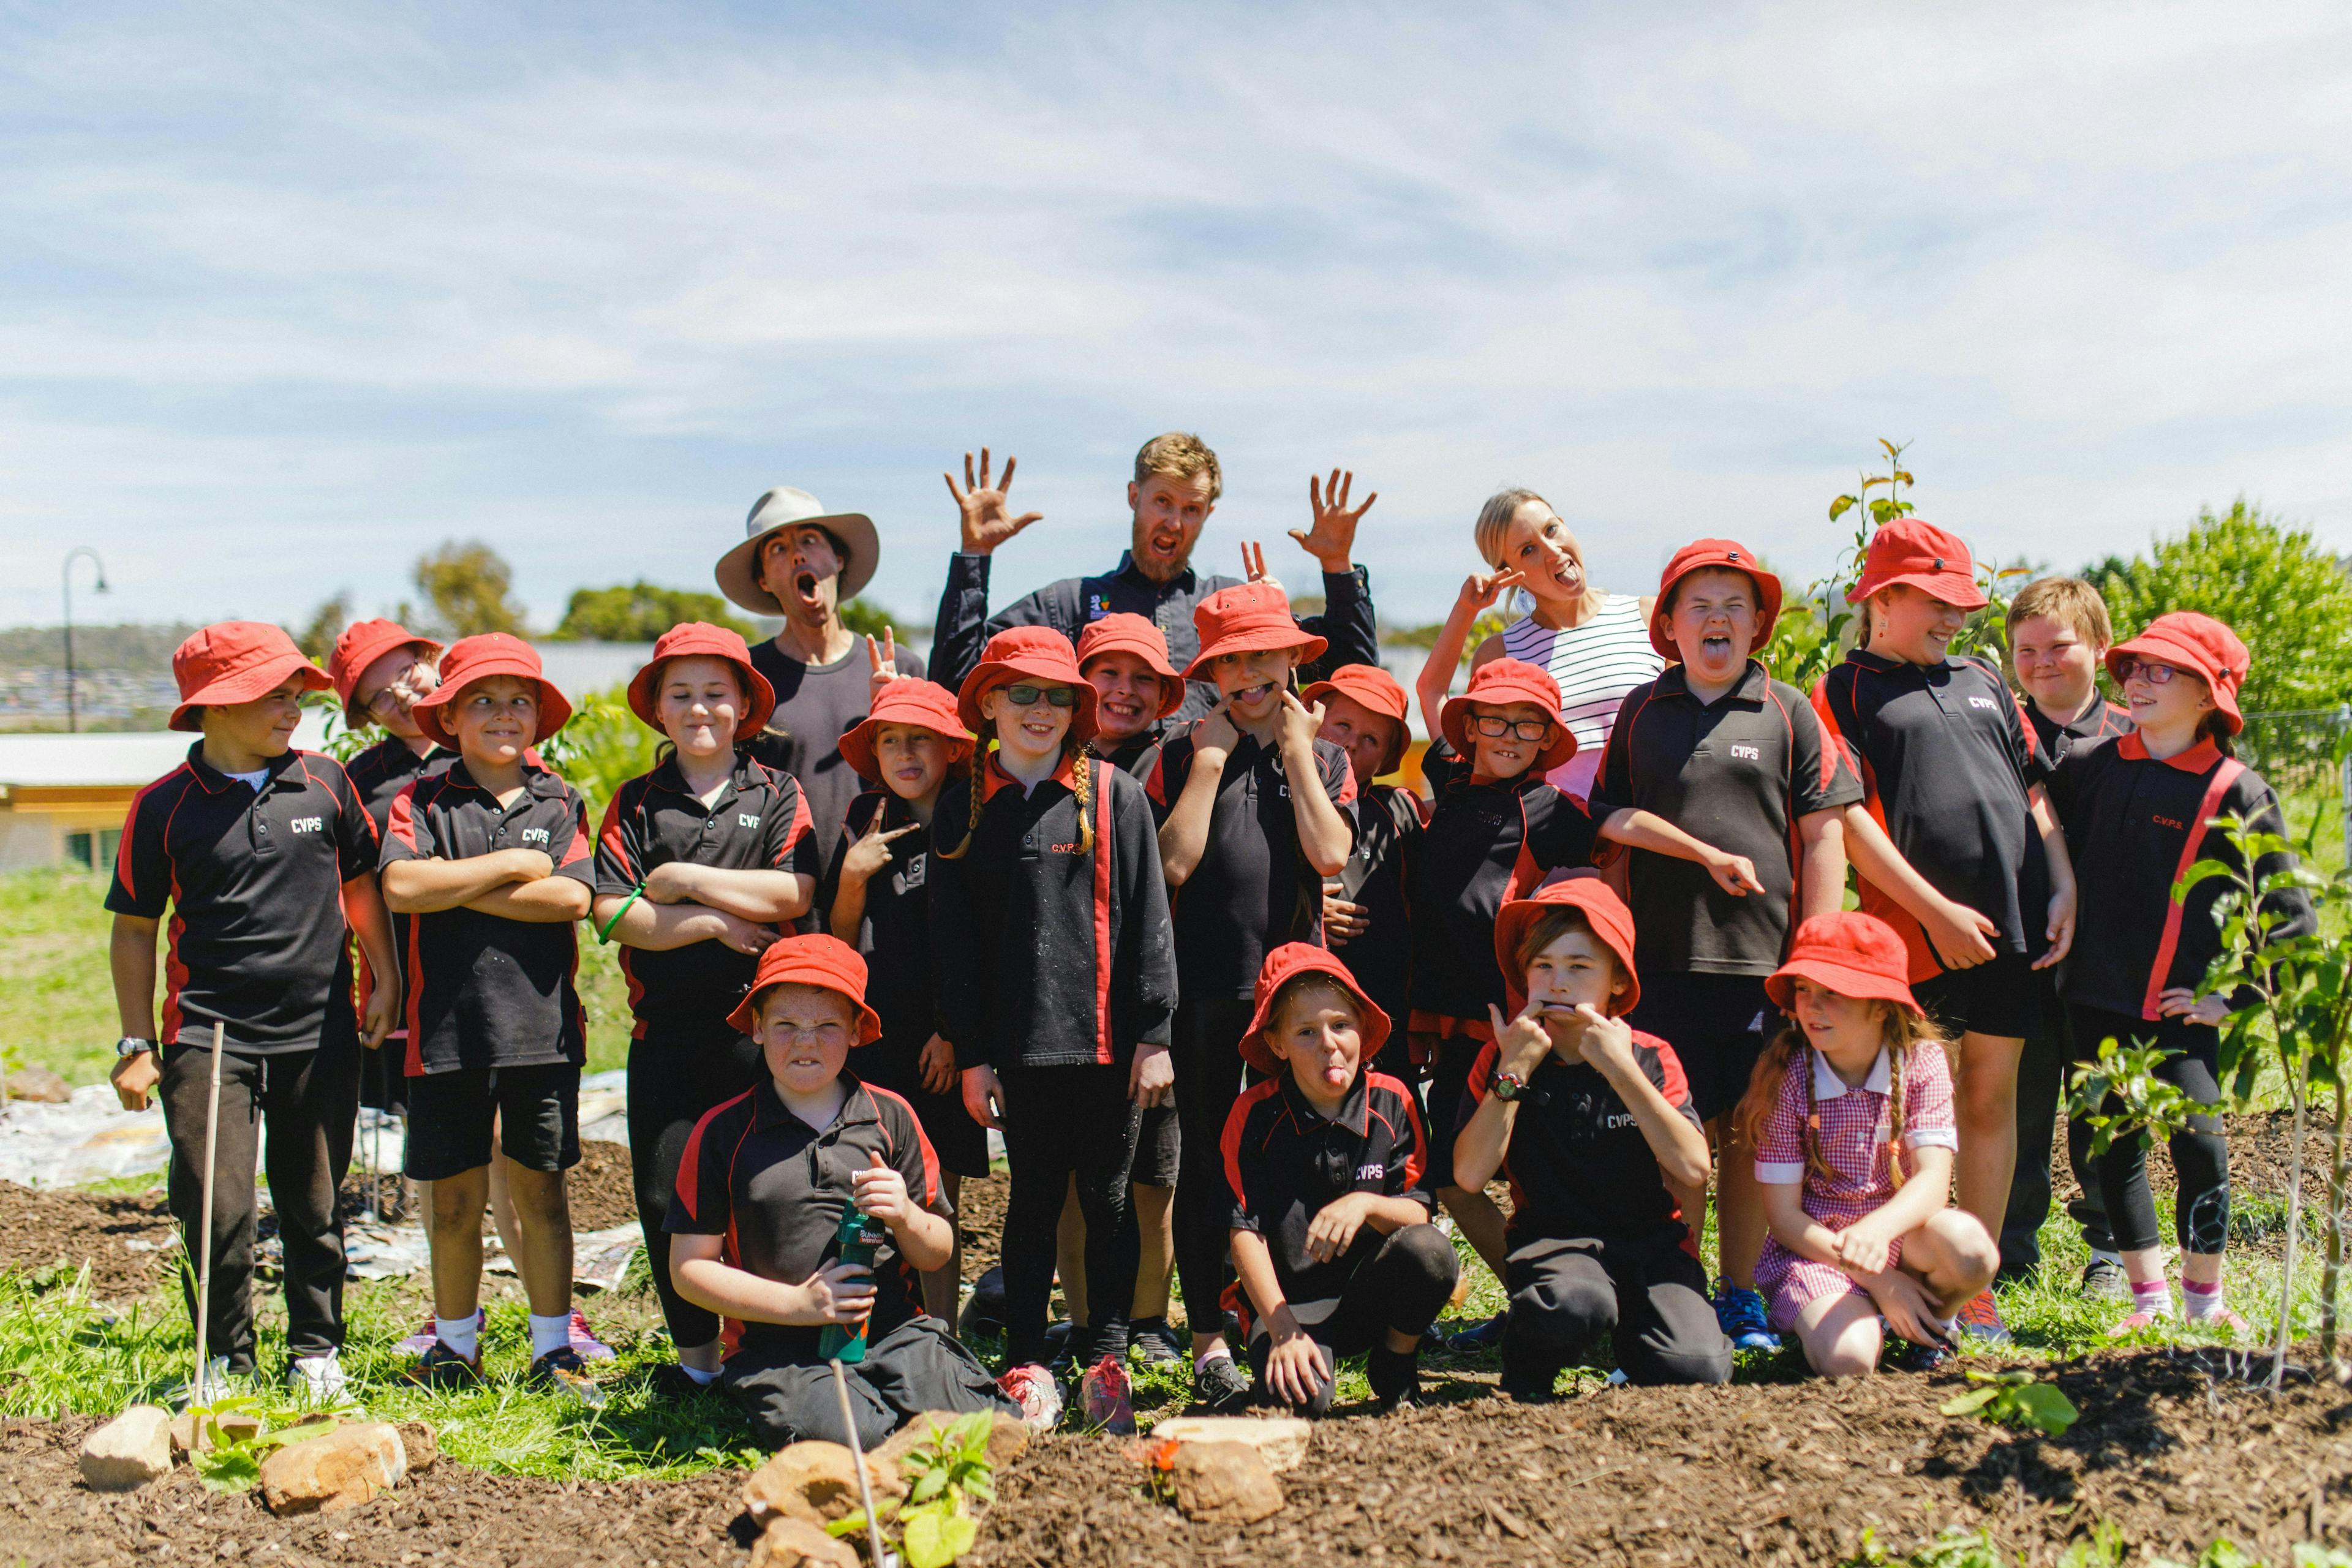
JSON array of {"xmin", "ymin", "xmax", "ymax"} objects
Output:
[{"xmin": 1001, "ymin": 684, "xmax": 1077, "ymax": 708}]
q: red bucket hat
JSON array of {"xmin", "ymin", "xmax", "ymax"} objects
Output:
[
  {"xmin": 1076, "ymin": 613, "xmax": 1186, "ymax": 720},
  {"xmin": 839, "ymin": 680, "xmax": 974, "ymax": 783},
  {"xmin": 1493, "ymin": 872, "xmax": 1641, "ymax": 1017},
  {"xmin": 407, "ymin": 633, "xmax": 574, "ymax": 748},
  {"xmin": 1764, "ymin": 911, "xmax": 1923, "ymax": 1017},
  {"xmin": 1301, "ymin": 664, "xmax": 1412, "ymax": 775},
  {"xmin": 956, "ymin": 626, "xmax": 1099, "ymax": 744},
  {"xmin": 1238, "ymin": 942, "xmax": 1392, "ymax": 1077},
  {"xmin": 168, "ymin": 622, "xmax": 331, "ymax": 733},
  {"xmin": 2106, "ymin": 611, "xmax": 2248, "ymax": 735},
  {"xmin": 327, "ymin": 619, "xmax": 443, "ymax": 729},
  {"xmin": 624, "ymin": 622, "xmax": 777, "ymax": 736},
  {"xmin": 725, "ymin": 934, "xmax": 883, "ymax": 1044},
  {"xmin": 1649, "ymin": 539, "xmax": 1784, "ymax": 662},
  {"xmin": 1847, "ymin": 518, "xmax": 1987, "ymax": 611},
  {"xmin": 1182, "ymin": 581, "xmax": 1326, "ymax": 680},
  {"xmin": 1439, "ymin": 658, "xmax": 1576, "ymax": 775}
]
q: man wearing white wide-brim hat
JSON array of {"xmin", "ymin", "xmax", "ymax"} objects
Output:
[{"xmin": 715, "ymin": 485, "xmax": 924, "ymax": 858}]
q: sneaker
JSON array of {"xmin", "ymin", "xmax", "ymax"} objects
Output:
[
  {"xmin": 959, "ymin": 1266, "xmax": 1007, "ymax": 1340},
  {"xmin": 403, "ymin": 1339, "xmax": 483, "ymax": 1390},
  {"xmin": 565, "ymin": 1309, "xmax": 617, "ymax": 1362},
  {"xmin": 1443, "ymin": 1311, "xmax": 1510, "ymax": 1354},
  {"xmin": 1128, "ymin": 1316, "xmax": 1184, "ymax": 1366},
  {"xmin": 1046, "ymin": 1321, "xmax": 1086, "ymax": 1378},
  {"xmin": 1191, "ymin": 1353, "xmax": 1254, "ymax": 1411},
  {"xmin": 1713, "ymin": 1283, "xmax": 1782, "ymax": 1353},
  {"xmin": 1953, "ymin": 1289, "xmax": 2013, "ymax": 1346},
  {"xmin": 649, "ymin": 1362, "xmax": 720, "ymax": 1401},
  {"xmin": 1079, "ymin": 1355, "xmax": 1136, "ymax": 1434},
  {"xmin": 286, "ymin": 1354, "xmax": 347, "ymax": 1405},
  {"xmin": 528, "ymin": 1344, "xmax": 607, "ymax": 1408},
  {"xmin": 999, "ymin": 1363, "xmax": 1064, "ymax": 1431},
  {"xmin": 396, "ymin": 1307, "xmax": 483, "ymax": 1360},
  {"xmin": 2079, "ymin": 1257, "xmax": 2130, "ymax": 1303},
  {"xmin": 1897, "ymin": 1335, "xmax": 1956, "ymax": 1373},
  {"xmin": 1498, "ymin": 1353, "xmax": 1561, "ymax": 1402}
]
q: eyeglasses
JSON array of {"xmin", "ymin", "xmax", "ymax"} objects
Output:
[
  {"xmin": 1001, "ymin": 684, "xmax": 1077, "ymax": 708},
  {"xmin": 362, "ymin": 663, "xmax": 438, "ymax": 716},
  {"xmin": 2113, "ymin": 657, "xmax": 2182, "ymax": 687},
  {"xmin": 1471, "ymin": 715, "xmax": 1555, "ymax": 741}
]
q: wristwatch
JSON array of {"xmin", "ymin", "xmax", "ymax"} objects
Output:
[
  {"xmin": 115, "ymin": 1036, "xmax": 157, "ymax": 1058},
  {"xmin": 1491, "ymin": 1070, "xmax": 1528, "ymax": 1102}
]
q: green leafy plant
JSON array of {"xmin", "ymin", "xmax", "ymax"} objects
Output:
[
  {"xmin": 183, "ymin": 1393, "xmax": 343, "ymax": 1493},
  {"xmin": 826, "ymin": 1411, "xmax": 997, "ymax": 1568},
  {"xmin": 532, "ymin": 688, "xmax": 663, "ymax": 818},
  {"xmin": 2057, "ymin": 1521, "xmax": 2125, "ymax": 1567},
  {"xmin": 1938, "ymin": 1369, "xmax": 2080, "ymax": 1436}
]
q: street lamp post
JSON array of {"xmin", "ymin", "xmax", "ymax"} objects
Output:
[{"xmin": 62, "ymin": 548, "xmax": 109, "ymax": 734}]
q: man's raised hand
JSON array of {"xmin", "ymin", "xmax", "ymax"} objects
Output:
[
  {"xmin": 945, "ymin": 447, "xmax": 1043, "ymax": 556},
  {"xmin": 1291, "ymin": 469, "xmax": 1375, "ymax": 573}
]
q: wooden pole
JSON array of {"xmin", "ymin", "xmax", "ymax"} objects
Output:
[
  {"xmin": 190, "ymin": 1021, "xmax": 225, "ymax": 1403},
  {"xmin": 832, "ymin": 1359, "xmax": 890, "ymax": 1567}
]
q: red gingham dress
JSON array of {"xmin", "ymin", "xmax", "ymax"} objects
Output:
[{"xmin": 1751, "ymin": 1043, "xmax": 1957, "ymax": 1332}]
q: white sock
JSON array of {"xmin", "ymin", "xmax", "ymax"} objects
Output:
[
  {"xmin": 435, "ymin": 1315, "xmax": 479, "ymax": 1359},
  {"xmin": 2182, "ymin": 1278, "xmax": 2227, "ymax": 1321},
  {"xmin": 680, "ymin": 1363, "xmax": 718, "ymax": 1386},
  {"xmin": 530, "ymin": 1312, "xmax": 574, "ymax": 1360},
  {"xmin": 2131, "ymin": 1279, "xmax": 2176, "ymax": 1319}
]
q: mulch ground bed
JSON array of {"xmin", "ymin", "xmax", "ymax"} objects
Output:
[{"xmin": 0, "ymin": 1178, "xmax": 179, "ymax": 1302}]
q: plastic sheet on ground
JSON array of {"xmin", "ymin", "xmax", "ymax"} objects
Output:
[
  {"xmin": 483, "ymin": 1220, "xmax": 643, "ymax": 1292},
  {"xmin": 0, "ymin": 1083, "xmax": 172, "ymax": 1188}
]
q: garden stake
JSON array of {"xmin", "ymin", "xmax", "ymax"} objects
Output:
[
  {"xmin": 832, "ymin": 1359, "xmax": 890, "ymax": 1567},
  {"xmin": 190, "ymin": 1020, "xmax": 225, "ymax": 1405}
]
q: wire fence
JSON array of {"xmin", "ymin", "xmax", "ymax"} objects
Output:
[{"xmin": 2237, "ymin": 706, "xmax": 2351, "ymax": 866}]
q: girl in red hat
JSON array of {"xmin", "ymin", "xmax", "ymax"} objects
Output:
[
  {"xmin": 821, "ymin": 680, "xmax": 986, "ymax": 1322},
  {"xmin": 591, "ymin": 623, "xmax": 823, "ymax": 1396},
  {"xmin": 2046, "ymin": 612, "xmax": 2314, "ymax": 1337},
  {"xmin": 930, "ymin": 628, "xmax": 1178, "ymax": 1433},
  {"xmin": 1735, "ymin": 912, "xmax": 1999, "ymax": 1376}
]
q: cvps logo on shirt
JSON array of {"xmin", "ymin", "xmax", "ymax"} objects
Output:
[
  {"xmin": 289, "ymin": 816, "xmax": 325, "ymax": 833},
  {"xmin": 1968, "ymin": 696, "xmax": 1998, "ymax": 710},
  {"xmin": 521, "ymin": 827, "xmax": 551, "ymax": 846},
  {"xmin": 1354, "ymin": 1162, "xmax": 1387, "ymax": 1183},
  {"xmin": 738, "ymin": 813, "xmax": 760, "ymax": 830},
  {"xmin": 1729, "ymin": 744, "xmax": 1761, "ymax": 762}
]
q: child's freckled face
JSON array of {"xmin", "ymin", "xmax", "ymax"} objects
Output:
[
  {"xmin": 873, "ymin": 723, "xmax": 948, "ymax": 801},
  {"xmin": 449, "ymin": 674, "xmax": 540, "ymax": 766},
  {"xmin": 1468, "ymin": 699, "xmax": 1555, "ymax": 780},
  {"xmin": 1790, "ymin": 978, "xmax": 1887, "ymax": 1068},
  {"xmin": 1871, "ymin": 585, "xmax": 1969, "ymax": 665},
  {"xmin": 754, "ymin": 984, "xmax": 858, "ymax": 1096},
  {"xmin": 1316, "ymin": 693, "xmax": 1399, "ymax": 787},
  {"xmin": 1084, "ymin": 652, "xmax": 1163, "ymax": 744},
  {"xmin": 1667, "ymin": 568, "xmax": 1762, "ymax": 683},
  {"xmin": 1269, "ymin": 984, "xmax": 1365, "ymax": 1101},
  {"xmin": 1213, "ymin": 649, "xmax": 1294, "ymax": 722}
]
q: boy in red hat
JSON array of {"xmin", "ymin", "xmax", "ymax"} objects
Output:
[
  {"xmin": 107, "ymin": 622, "xmax": 399, "ymax": 1400},
  {"xmin": 1224, "ymin": 944, "xmax": 1456, "ymax": 1415},
  {"xmin": 668, "ymin": 935, "xmax": 1017, "ymax": 1449},
  {"xmin": 821, "ymin": 678, "xmax": 986, "ymax": 1320},
  {"xmin": 594, "ymin": 623, "xmax": 821, "ymax": 1395},
  {"xmin": 1734, "ymin": 912, "xmax": 1996, "ymax": 1376},
  {"xmin": 1590, "ymin": 540, "xmax": 1862, "ymax": 1354},
  {"xmin": 1811, "ymin": 519, "xmax": 2080, "ymax": 1344},
  {"xmin": 932, "ymin": 627, "xmax": 1177, "ymax": 1431},
  {"xmin": 1307, "ymin": 663, "xmax": 1423, "ymax": 1082},
  {"xmin": 1453, "ymin": 877, "xmax": 1732, "ymax": 1393},
  {"xmin": 1145, "ymin": 580, "xmax": 1357, "ymax": 1406},
  {"xmin": 379, "ymin": 634, "xmax": 608, "ymax": 1398},
  {"xmin": 2047, "ymin": 612, "xmax": 2313, "ymax": 1337}
]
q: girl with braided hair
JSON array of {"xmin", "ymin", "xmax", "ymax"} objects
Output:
[
  {"xmin": 929, "ymin": 628, "xmax": 1177, "ymax": 1434},
  {"xmin": 1738, "ymin": 911, "xmax": 1997, "ymax": 1377}
]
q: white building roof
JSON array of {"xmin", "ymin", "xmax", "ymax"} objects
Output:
[{"xmin": 0, "ymin": 712, "xmax": 333, "ymax": 788}]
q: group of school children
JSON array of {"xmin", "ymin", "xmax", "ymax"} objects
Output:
[{"xmin": 104, "ymin": 476, "xmax": 2312, "ymax": 1449}]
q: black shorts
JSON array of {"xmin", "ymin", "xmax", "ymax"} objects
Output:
[
  {"xmin": 1913, "ymin": 949, "xmax": 2043, "ymax": 1041},
  {"xmin": 402, "ymin": 1061, "xmax": 580, "ymax": 1181},
  {"xmin": 1133, "ymin": 1102, "xmax": 1180, "ymax": 1188},
  {"xmin": 1626, "ymin": 973, "xmax": 1774, "ymax": 1123},
  {"xmin": 858, "ymin": 1034, "xmax": 992, "ymax": 1180}
]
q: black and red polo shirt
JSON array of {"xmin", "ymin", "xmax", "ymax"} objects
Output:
[
  {"xmin": 930, "ymin": 750, "xmax": 1177, "ymax": 1069},
  {"xmin": 818, "ymin": 789, "xmax": 937, "ymax": 1050},
  {"xmin": 1455, "ymin": 1031, "xmax": 1700, "ymax": 1245},
  {"xmin": 1405, "ymin": 772, "xmax": 1597, "ymax": 1023},
  {"xmin": 1222, "ymin": 1068, "xmax": 1433, "ymax": 1313},
  {"xmin": 666, "ymin": 1071, "xmax": 943, "ymax": 1363},
  {"xmin": 1811, "ymin": 649, "xmax": 2052, "ymax": 979},
  {"xmin": 594, "ymin": 752, "xmax": 818, "ymax": 1046},
  {"xmin": 106, "ymin": 745, "xmax": 377, "ymax": 1054},
  {"xmin": 1330, "ymin": 783, "xmax": 1423, "ymax": 1054},
  {"xmin": 1099, "ymin": 730, "xmax": 1166, "ymax": 783},
  {"xmin": 2025, "ymin": 694, "xmax": 2132, "ymax": 839},
  {"xmin": 379, "ymin": 758, "xmax": 593, "ymax": 1076},
  {"xmin": 1145, "ymin": 726, "xmax": 1359, "ymax": 1001},
  {"xmin": 1592, "ymin": 660, "xmax": 1862, "ymax": 976},
  {"xmin": 345, "ymin": 736, "xmax": 456, "ymax": 835},
  {"xmin": 2049, "ymin": 733, "xmax": 2316, "ymax": 1020}
]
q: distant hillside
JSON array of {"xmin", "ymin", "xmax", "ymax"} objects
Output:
[{"xmin": 0, "ymin": 622, "xmax": 199, "ymax": 674}]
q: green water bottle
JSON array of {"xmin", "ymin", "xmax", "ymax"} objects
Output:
[{"xmin": 818, "ymin": 1200, "xmax": 885, "ymax": 1364}]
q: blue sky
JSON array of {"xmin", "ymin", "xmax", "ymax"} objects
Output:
[{"xmin": 4, "ymin": 1, "xmax": 2350, "ymax": 633}]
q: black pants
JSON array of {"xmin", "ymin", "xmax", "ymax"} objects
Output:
[
  {"xmin": 161, "ymin": 1041, "xmax": 357, "ymax": 1372},
  {"xmin": 1170, "ymin": 997, "xmax": 1257, "ymax": 1344},
  {"xmin": 1422, "ymin": 1035, "xmax": 1487, "ymax": 1193},
  {"xmin": 722, "ymin": 1317, "xmax": 1020, "ymax": 1451},
  {"xmin": 2070, "ymin": 1006, "xmax": 2231, "ymax": 1255},
  {"xmin": 628, "ymin": 1031, "xmax": 767, "ymax": 1353},
  {"xmin": 1999, "ymin": 976, "xmax": 2113, "ymax": 1278},
  {"xmin": 1503, "ymin": 1228, "xmax": 1732, "ymax": 1389},
  {"xmin": 1244, "ymin": 1224, "xmax": 1459, "ymax": 1417},
  {"xmin": 998, "ymin": 1063, "xmax": 1142, "ymax": 1366}
]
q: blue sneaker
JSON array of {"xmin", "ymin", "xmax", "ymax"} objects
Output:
[
  {"xmin": 1714, "ymin": 1283, "xmax": 1781, "ymax": 1352},
  {"xmin": 1443, "ymin": 1311, "xmax": 1510, "ymax": 1354}
]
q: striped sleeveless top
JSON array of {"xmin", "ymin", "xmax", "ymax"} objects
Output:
[{"xmin": 1499, "ymin": 592, "xmax": 1664, "ymax": 801}]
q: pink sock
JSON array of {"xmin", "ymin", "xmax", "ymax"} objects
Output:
[
  {"xmin": 2131, "ymin": 1279, "xmax": 2174, "ymax": 1318},
  {"xmin": 2182, "ymin": 1278, "xmax": 2225, "ymax": 1320}
]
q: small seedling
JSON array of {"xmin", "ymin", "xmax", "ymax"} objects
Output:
[
  {"xmin": 184, "ymin": 1393, "xmax": 345, "ymax": 1493},
  {"xmin": 1939, "ymin": 1370, "xmax": 2079, "ymax": 1436},
  {"xmin": 827, "ymin": 1410, "xmax": 997, "ymax": 1568}
]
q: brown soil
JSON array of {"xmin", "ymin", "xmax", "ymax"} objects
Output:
[
  {"xmin": 0, "ymin": 1180, "xmax": 178, "ymax": 1303},
  {"xmin": 563, "ymin": 1139, "xmax": 641, "ymax": 1232},
  {"xmin": 959, "ymin": 1168, "xmax": 1006, "ymax": 1280}
]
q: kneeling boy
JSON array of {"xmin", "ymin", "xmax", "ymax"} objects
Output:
[
  {"xmin": 1225, "ymin": 944, "xmax": 1457, "ymax": 1416},
  {"xmin": 669, "ymin": 936, "xmax": 1017, "ymax": 1450}
]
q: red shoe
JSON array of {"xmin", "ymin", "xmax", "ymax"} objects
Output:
[
  {"xmin": 998, "ymin": 1363, "xmax": 1064, "ymax": 1432},
  {"xmin": 1953, "ymin": 1289, "xmax": 2013, "ymax": 1346},
  {"xmin": 1080, "ymin": 1354, "xmax": 1136, "ymax": 1434}
]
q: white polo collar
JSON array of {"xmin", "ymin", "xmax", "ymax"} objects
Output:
[{"xmin": 1812, "ymin": 1047, "xmax": 1891, "ymax": 1100}]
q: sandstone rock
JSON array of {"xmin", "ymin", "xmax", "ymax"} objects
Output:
[
  {"xmin": 80, "ymin": 1405, "xmax": 174, "ymax": 1491},
  {"xmin": 873, "ymin": 1408, "xmax": 1027, "ymax": 1477},
  {"xmin": 742, "ymin": 1441, "xmax": 895, "ymax": 1526},
  {"xmin": 395, "ymin": 1421, "xmax": 439, "ymax": 1474},
  {"xmin": 748, "ymin": 1517, "xmax": 861, "ymax": 1568},
  {"xmin": 1148, "ymin": 1414, "xmax": 1313, "ymax": 1473},
  {"xmin": 4, "ymin": 1067, "xmax": 72, "ymax": 1104},
  {"xmin": 258, "ymin": 1422, "xmax": 406, "ymax": 1516},
  {"xmin": 1169, "ymin": 1441, "xmax": 1284, "ymax": 1525}
]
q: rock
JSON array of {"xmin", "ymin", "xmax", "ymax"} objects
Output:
[
  {"xmin": 171, "ymin": 1408, "xmax": 270, "ymax": 1455},
  {"xmin": 1169, "ymin": 1441, "xmax": 1284, "ymax": 1525},
  {"xmin": 3, "ymin": 1068, "xmax": 72, "ymax": 1104},
  {"xmin": 394, "ymin": 1421, "xmax": 439, "ymax": 1474},
  {"xmin": 873, "ymin": 1408, "xmax": 1028, "ymax": 1478},
  {"xmin": 80, "ymin": 1405, "xmax": 174, "ymax": 1491},
  {"xmin": 1148, "ymin": 1414, "xmax": 1313, "ymax": 1473},
  {"xmin": 258, "ymin": 1422, "xmax": 406, "ymax": 1516},
  {"xmin": 748, "ymin": 1517, "xmax": 861, "ymax": 1568},
  {"xmin": 742, "ymin": 1441, "xmax": 896, "ymax": 1526}
]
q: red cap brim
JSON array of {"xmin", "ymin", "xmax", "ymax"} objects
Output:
[{"xmin": 168, "ymin": 654, "xmax": 331, "ymax": 733}]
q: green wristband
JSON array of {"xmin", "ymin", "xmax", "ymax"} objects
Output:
[{"xmin": 596, "ymin": 883, "xmax": 646, "ymax": 945}]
